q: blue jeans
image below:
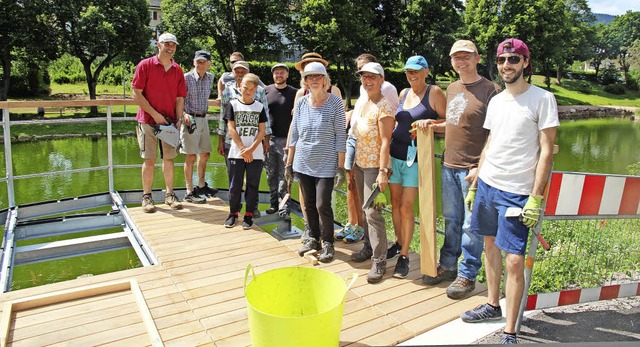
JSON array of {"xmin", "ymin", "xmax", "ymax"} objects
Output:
[{"xmin": 439, "ymin": 166, "xmax": 484, "ymax": 281}]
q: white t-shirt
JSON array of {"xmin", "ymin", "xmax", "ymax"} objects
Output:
[
  {"xmin": 479, "ymin": 85, "xmax": 560, "ymax": 195},
  {"xmin": 349, "ymin": 81, "xmax": 399, "ymax": 138},
  {"xmin": 223, "ymin": 99, "xmax": 268, "ymax": 160}
]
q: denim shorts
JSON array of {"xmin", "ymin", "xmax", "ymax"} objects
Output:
[
  {"xmin": 470, "ymin": 179, "xmax": 529, "ymax": 255},
  {"xmin": 388, "ymin": 157, "xmax": 419, "ymax": 188},
  {"xmin": 345, "ymin": 137, "xmax": 356, "ymax": 171}
]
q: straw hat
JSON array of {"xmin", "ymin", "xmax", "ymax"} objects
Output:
[{"xmin": 294, "ymin": 52, "xmax": 329, "ymax": 71}]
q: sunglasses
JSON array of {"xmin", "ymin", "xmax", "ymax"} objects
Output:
[
  {"xmin": 497, "ymin": 56, "xmax": 522, "ymax": 65},
  {"xmin": 230, "ymin": 60, "xmax": 238, "ymax": 65}
]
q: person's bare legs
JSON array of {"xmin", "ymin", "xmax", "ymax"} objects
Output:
[
  {"xmin": 398, "ymin": 187, "xmax": 418, "ymax": 256},
  {"xmin": 196, "ymin": 152, "xmax": 210, "ymax": 187},
  {"xmin": 142, "ymin": 159, "xmax": 155, "ymax": 194},
  {"xmin": 162, "ymin": 158, "xmax": 175, "ymax": 193},
  {"xmin": 346, "ymin": 170, "xmax": 363, "ymax": 226},
  {"xmin": 484, "ymin": 236, "xmax": 502, "ymax": 308},
  {"xmin": 389, "ymin": 183, "xmax": 404, "ymax": 246},
  {"xmin": 504, "ymin": 252, "xmax": 524, "ymax": 334},
  {"xmin": 184, "ymin": 154, "xmax": 197, "ymax": 192}
]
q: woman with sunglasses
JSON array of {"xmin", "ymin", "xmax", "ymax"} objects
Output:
[
  {"xmin": 286, "ymin": 62, "xmax": 346, "ymax": 263},
  {"xmin": 383, "ymin": 55, "xmax": 446, "ymax": 279}
]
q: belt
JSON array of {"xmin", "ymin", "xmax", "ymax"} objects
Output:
[{"xmin": 193, "ymin": 113, "xmax": 207, "ymax": 118}]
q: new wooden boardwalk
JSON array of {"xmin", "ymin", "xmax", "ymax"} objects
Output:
[{"xmin": 0, "ymin": 199, "xmax": 488, "ymax": 346}]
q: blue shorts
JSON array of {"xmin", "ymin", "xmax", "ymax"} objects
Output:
[
  {"xmin": 388, "ymin": 157, "xmax": 419, "ymax": 188},
  {"xmin": 470, "ymin": 179, "xmax": 529, "ymax": 255},
  {"xmin": 345, "ymin": 137, "xmax": 356, "ymax": 171}
]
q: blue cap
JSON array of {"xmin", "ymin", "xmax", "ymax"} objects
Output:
[{"xmin": 402, "ymin": 55, "xmax": 429, "ymax": 71}]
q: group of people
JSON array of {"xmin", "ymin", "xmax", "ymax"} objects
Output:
[{"xmin": 132, "ymin": 32, "xmax": 558, "ymax": 344}]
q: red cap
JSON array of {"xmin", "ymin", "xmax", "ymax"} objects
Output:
[{"xmin": 497, "ymin": 38, "xmax": 532, "ymax": 76}]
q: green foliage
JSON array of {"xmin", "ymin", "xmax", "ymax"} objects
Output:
[
  {"xmin": 48, "ymin": 54, "xmax": 86, "ymax": 84},
  {"xmin": 628, "ymin": 162, "xmax": 640, "ymax": 176},
  {"xmin": 574, "ymin": 80, "xmax": 592, "ymax": 94},
  {"xmin": 599, "ymin": 64, "xmax": 620, "ymax": 85},
  {"xmin": 625, "ymin": 70, "xmax": 639, "ymax": 91},
  {"xmin": 603, "ymin": 84, "xmax": 626, "ymax": 95}
]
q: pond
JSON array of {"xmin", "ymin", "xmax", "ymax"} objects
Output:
[{"xmin": 1, "ymin": 117, "xmax": 639, "ymax": 289}]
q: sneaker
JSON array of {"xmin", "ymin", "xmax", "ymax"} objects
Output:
[
  {"xmin": 393, "ymin": 255, "xmax": 410, "ymax": 278},
  {"xmin": 335, "ymin": 223, "xmax": 354, "ymax": 241},
  {"xmin": 500, "ymin": 333, "xmax": 518, "ymax": 344},
  {"xmin": 297, "ymin": 238, "xmax": 321, "ymax": 256},
  {"xmin": 318, "ymin": 241, "xmax": 335, "ymax": 263},
  {"xmin": 422, "ymin": 265, "xmax": 457, "ymax": 285},
  {"xmin": 265, "ymin": 206, "xmax": 278, "ymax": 214},
  {"xmin": 367, "ymin": 260, "xmax": 386, "ymax": 283},
  {"xmin": 164, "ymin": 192, "xmax": 183, "ymax": 210},
  {"xmin": 224, "ymin": 213, "xmax": 238, "ymax": 228},
  {"xmin": 242, "ymin": 214, "xmax": 254, "ymax": 230},
  {"xmin": 386, "ymin": 241, "xmax": 401, "ymax": 259},
  {"xmin": 460, "ymin": 303, "xmax": 502, "ymax": 323},
  {"xmin": 195, "ymin": 182, "xmax": 218, "ymax": 197},
  {"xmin": 184, "ymin": 191, "xmax": 206, "ymax": 204},
  {"xmin": 253, "ymin": 209, "xmax": 261, "ymax": 218},
  {"xmin": 446, "ymin": 276, "xmax": 476, "ymax": 299},
  {"xmin": 344, "ymin": 225, "xmax": 364, "ymax": 243},
  {"xmin": 351, "ymin": 244, "xmax": 373, "ymax": 262},
  {"xmin": 142, "ymin": 193, "xmax": 156, "ymax": 213}
]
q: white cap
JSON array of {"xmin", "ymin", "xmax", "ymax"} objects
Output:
[
  {"xmin": 356, "ymin": 62, "xmax": 384, "ymax": 77},
  {"xmin": 158, "ymin": 33, "xmax": 178, "ymax": 44},
  {"xmin": 301, "ymin": 62, "xmax": 328, "ymax": 78}
]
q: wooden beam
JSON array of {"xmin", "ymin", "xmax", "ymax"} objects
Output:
[{"xmin": 417, "ymin": 127, "xmax": 437, "ymax": 277}]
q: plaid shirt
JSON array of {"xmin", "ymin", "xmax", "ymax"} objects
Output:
[
  {"xmin": 218, "ymin": 81, "xmax": 271, "ymax": 144},
  {"xmin": 184, "ymin": 70, "xmax": 214, "ymax": 115}
]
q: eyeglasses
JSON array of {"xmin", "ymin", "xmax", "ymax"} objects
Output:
[
  {"xmin": 497, "ymin": 56, "xmax": 522, "ymax": 65},
  {"xmin": 305, "ymin": 74, "xmax": 324, "ymax": 80}
]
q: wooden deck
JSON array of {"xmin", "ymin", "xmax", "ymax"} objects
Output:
[{"xmin": 0, "ymin": 199, "xmax": 488, "ymax": 346}]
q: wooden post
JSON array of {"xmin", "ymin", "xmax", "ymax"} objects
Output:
[{"xmin": 417, "ymin": 127, "xmax": 437, "ymax": 277}]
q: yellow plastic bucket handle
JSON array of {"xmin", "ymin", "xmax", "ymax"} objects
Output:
[
  {"xmin": 344, "ymin": 273, "xmax": 358, "ymax": 299},
  {"xmin": 244, "ymin": 264, "xmax": 256, "ymax": 292}
]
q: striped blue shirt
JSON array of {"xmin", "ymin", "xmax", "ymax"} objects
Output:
[
  {"xmin": 184, "ymin": 70, "xmax": 214, "ymax": 114},
  {"xmin": 289, "ymin": 94, "xmax": 346, "ymax": 178}
]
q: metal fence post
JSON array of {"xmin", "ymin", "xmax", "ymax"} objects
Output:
[
  {"xmin": 107, "ymin": 105, "xmax": 114, "ymax": 192},
  {"xmin": 2, "ymin": 109, "xmax": 15, "ymax": 207}
]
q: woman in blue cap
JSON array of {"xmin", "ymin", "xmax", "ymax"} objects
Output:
[{"xmin": 385, "ymin": 55, "xmax": 446, "ymax": 278}]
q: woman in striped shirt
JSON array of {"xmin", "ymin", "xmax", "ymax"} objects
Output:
[{"xmin": 286, "ymin": 62, "xmax": 346, "ymax": 263}]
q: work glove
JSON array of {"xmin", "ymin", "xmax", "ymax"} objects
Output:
[
  {"xmin": 521, "ymin": 195, "xmax": 543, "ymax": 228},
  {"xmin": 465, "ymin": 188, "xmax": 477, "ymax": 211},
  {"xmin": 334, "ymin": 167, "xmax": 346, "ymax": 189},
  {"xmin": 284, "ymin": 164, "xmax": 294, "ymax": 188},
  {"xmin": 372, "ymin": 183, "xmax": 388, "ymax": 210}
]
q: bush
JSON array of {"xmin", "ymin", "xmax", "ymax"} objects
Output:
[
  {"xmin": 625, "ymin": 70, "xmax": 639, "ymax": 91},
  {"xmin": 575, "ymin": 80, "xmax": 592, "ymax": 94},
  {"xmin": 48, "ymin": 54, "xmax": 86, "ymax": 84},
  {"xmin": 599, "ymin": 64, "xmax": 620, "ymax": 85},
  {"xmin": 603, "ymin": 83, "xmax": 626, "ymax": 95}
]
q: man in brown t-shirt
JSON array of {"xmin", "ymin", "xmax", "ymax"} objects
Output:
[{"xmin": 422, "ymin": 40, "xmax": 501, "ymax": 299}]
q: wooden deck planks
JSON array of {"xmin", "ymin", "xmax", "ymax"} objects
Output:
[{"xmin": 0, "ymin": 199, "xmax": 491, "ymax": 346}]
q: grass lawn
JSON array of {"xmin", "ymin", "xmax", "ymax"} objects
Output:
[{"xmin": 530, "ymin": 75, "xmax": 640, "ymax": 107}]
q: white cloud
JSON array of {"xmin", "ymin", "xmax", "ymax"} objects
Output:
[{"xmin": 588, "ymin": 0, "xmax": 640, "ymax": 16}]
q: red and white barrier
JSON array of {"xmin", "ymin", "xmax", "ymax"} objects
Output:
[
  {"xmin": 545, "ymin": 172, "xmax": 640, "ymax": 217},
  {"xmin": 526, "ymin": 282, "xmax": 640, "ymax": 310}
]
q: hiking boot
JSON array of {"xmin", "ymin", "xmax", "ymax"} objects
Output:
[
  {"xmin": 300, "ymin": 223, "xmax": 311, "ymax": 243},
  {"xmin": 386, "ymin": 241, "xmax": 401, "ymax": 259},
  {"xmin": 446, "ymin": 276, "xmax": 476, "ymax": 299},
  {"xmin": 141, "ymin": 193, "xmax": 156, "ymax": 213},
  {"xmin": 253, "ymin": 208, "xmax": 261, "ymax": 218},
  {"xmin": 460, "ymin": 303, "xmax": 502, "ymax": 323},
  {"xmin": 242, "ymin": 214, "xmax": 254, "ymax": 230},
  {"xmin": 367, "ymin": 259, "xmax": 386, "ymax": 284},
  {"xmin": 318, "ymin": 241, "xmax": 335, "ymax": 263},
  {"xmin": 297, "ymin": 238, "xmax": 321, "ymax": 256},
  {"xmin": 184, "ymin": 191, "xmax": 206, "ymax": 204},
  {"xmin": 224, "ymin": 213, "xmax": 238, "ymax": 228},
  {"xmin": 422, "ymin": 265, "xmax": 457, "ymax": 285},
  {"xmin": 344, "ymin": 225, "xmax": 364, "ymax": 243},
  {"xmin": 335, "ymin": 223, "xmax": 354, "ymax": 241},
  {"xmin": 351, "ymin": 244, "xmax": 373, "ymax": 262},
  {"xmin": 266, "ymin": 206, "xmax": 278, "ymax": 214},
  {"xmin": 194, "ymin": 182, "xmax": 218, "ymax": 197},
  {"xmin": 164, "ymin": 192, "xmax": 183, "ymax": 210},
  {"xmin": 393, "ymin": 255, "xmax": 410, "ymax": 279},
  {"xmin": 500, "ymin": 333, "xmax": 518, "ymax": 344}
]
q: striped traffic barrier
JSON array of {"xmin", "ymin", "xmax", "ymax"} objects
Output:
[{"xmin": 526, "ymin": 282, "xmax": 640, "ymax": 310}]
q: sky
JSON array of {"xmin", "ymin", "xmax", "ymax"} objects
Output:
[{"xmin": 588, "ymin": 0, "xmax": 640, "ymax": 15}]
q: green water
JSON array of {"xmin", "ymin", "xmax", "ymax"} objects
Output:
[{"xmin": 1, "ymin": 118, "xmax": 639, "ymax": 290}]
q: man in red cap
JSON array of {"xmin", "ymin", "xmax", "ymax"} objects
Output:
[{"xmin": 459, "ymin": 38, "xmax": 559, "ymax": 344}]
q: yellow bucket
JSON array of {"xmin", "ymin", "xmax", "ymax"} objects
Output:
[{"xmin": 244, "ymin": 264, "xmax": 357, "ymax": 347}]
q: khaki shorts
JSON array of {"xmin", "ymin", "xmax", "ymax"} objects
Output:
[
  {"xmin": 137, "ymin": 123, "xmax": 178, "ymax": 160},
  {"xmin": 179, "ymin": 117, "xmax": 212, "ymax": 155}
]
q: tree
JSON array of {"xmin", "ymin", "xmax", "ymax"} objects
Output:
[
  {"xmin": 0, "ymin": 0, "xmax": 57, "ymax": 101},
  {"xmin": 558, "ymin": 0, "xmax": 596, "ymax": 83},
  {"xmin": 591, "ymin": 23, "xmax": 612, "ymax": 80},
  {"xmin": 285, "ymin": 0, "xmax": 383, "ymax": 107},
  {"xmin": 50, "ymin": 0, "xmax": 150, "ymax": 109},
  {"xmin": 463, "ymin": 0, "xmax": 503, "ymax": 79},
  {"xmin": 606, "ymin": 11, "xmax": 640, "ymax": 83},
  {"xmin": 161, "ymin": 0, "xmax": 287, "ymax": 70}
]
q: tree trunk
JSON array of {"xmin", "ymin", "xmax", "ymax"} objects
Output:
[
  {"xmin": 556, "ymin": 65, "xmax": 563, "ymax": 85},
  {"xmin": 0, "ymin": 57, "xmax": 11, "ymax": 101},
  {"xmin": 83, "ymin": 62, "xmax": 98, "ymax": 114}
]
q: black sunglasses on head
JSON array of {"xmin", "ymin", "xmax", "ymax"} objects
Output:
[{"xmin": 497, "ymin": 56, "xmax": 522, "ymax": 65}]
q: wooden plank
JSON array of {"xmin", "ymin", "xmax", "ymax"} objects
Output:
[
  {"xmin": 131, "ymin": 279, "xmax": 164, "ymax": 347},
  {"xmin": 416, "ymin": 127, "xmax": 437, "ymax": 277}
]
